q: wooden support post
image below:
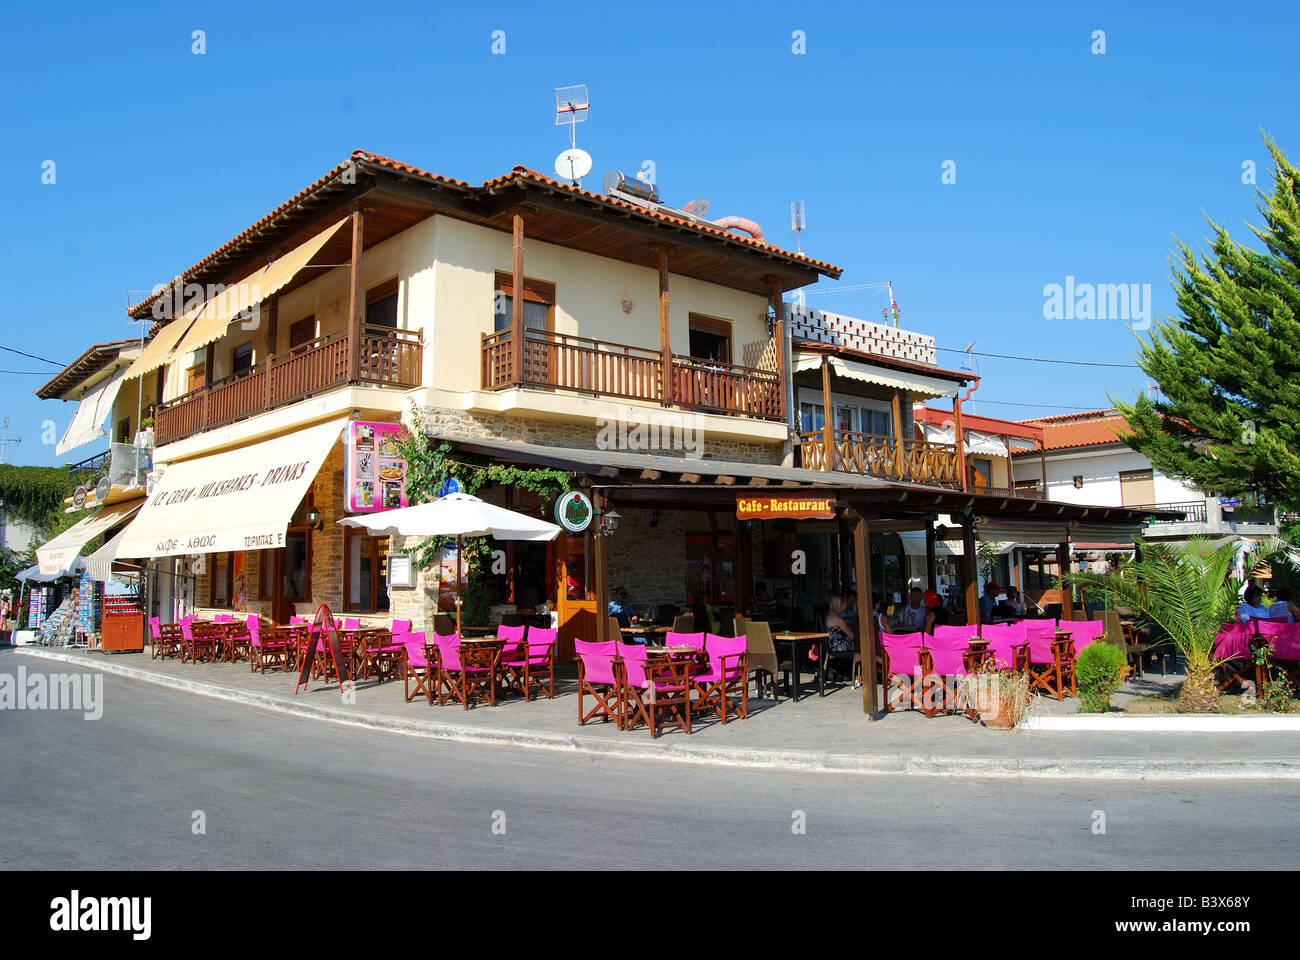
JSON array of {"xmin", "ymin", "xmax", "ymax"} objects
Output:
[
  {"xmin": 1057, "ymin": 541, "xmax": 1073, "ymax": 621},
  {"xmin": 820, "ymin": 356, "xmax": 836, "ymax": 471},
  {"xmin": 658, "ymin": 248, "xmax": 671, "ymax": 406},
  {"xmin": 952, "ymin": 394, "xmax": 969, "ymax": 492},
  {"xmin": 853, "ymin": 514, "xmax": 878, "ymax": 715},
  {"xmin": 962, "ymin": 519, "xmax": 979, "ymax": 630},
  {"xmin": 925, "ymin": 520, "xmax": 937, "ymax": 590},
  {"xmin": 511, "ymin": 212, "xmax": 525, "ymax": 386},
  {"xmin": 347, "ymin": 208, "xmax": 365, "ymax": 382},
  {"xmin": 770, "ymin": 277, "xmax": 787, "ymax": 426},
  {"xmin": 592, "ymin": 491, "xmax": 609, "ymax": 644},
  {"xmin": 891, "ymin": 390, "xmax": 904, "ymax": 478}
]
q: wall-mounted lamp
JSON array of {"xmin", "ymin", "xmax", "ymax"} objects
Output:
[
  {"xmin": 307, "ymin": 507, "xmax": 325, "ymax": 531},
  {"xmin": 600, "ymin": 510, "xmax": 622, "ymax": 537}
]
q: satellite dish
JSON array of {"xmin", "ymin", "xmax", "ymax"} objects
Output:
[{"xmin": 554, "ymin": 148, "xmax": 592, "ymax": 184}]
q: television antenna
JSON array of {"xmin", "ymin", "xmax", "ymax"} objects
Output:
[
  {"xmin": 790, "ymin": 201, "xmax": 806, "ymax": 254},
  {"xmin": 553, "ymin": 84, "xmax": 591, "ymax": 187},
  {"xmin": 0, "ymin": 417, "xmax": 19, "ymax": 466}
]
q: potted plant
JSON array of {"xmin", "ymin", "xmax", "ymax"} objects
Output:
[
  {"xmin": 960, "ymin": 658, "xmax": 1032, "ymax": 729},
  {"xmin": 1065, "ymin": 535, "xmax": 1298, "ymax": 714},
  {"xmin": 1076, "ymin": 640, "xmax": 1128, "ymax": 713}
]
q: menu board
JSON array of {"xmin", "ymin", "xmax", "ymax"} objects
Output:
[{"xmin": 345, "ymin": 421, "xmax": 409, "ymax": 513}]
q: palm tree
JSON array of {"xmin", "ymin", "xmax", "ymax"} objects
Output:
[{"xmin": 1063, "ymin": 536, "xmax": 1295, "ymax": 713}]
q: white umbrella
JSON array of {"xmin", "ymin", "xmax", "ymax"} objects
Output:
[{"xmin": 338, "ymin": 493, "xmax": 562, "ymax": 632}]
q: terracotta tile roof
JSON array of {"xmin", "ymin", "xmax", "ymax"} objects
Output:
[
  {"xmin": 130, "ymin": 150, "xmax": 841, "ymax": 318},
  {"xmin": 481, "ymin": 165, "xmax": 843, "ymax": 275},
  {"xmin": 1013, "ymin": 408, "xmax": 1132, "ymax": 453}
]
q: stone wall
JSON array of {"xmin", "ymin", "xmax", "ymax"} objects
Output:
[
  {"xmin": 413, "ymin": 405, "xmax": 780, "ymax": 465},
  {"xmin": 603, "ymin": 507, "xmax": 687, "ymax": 610}
]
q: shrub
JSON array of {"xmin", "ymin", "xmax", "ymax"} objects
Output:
[{"xmin": 1076, "ymin": 641, "xmax": 1127, "ymax": 713}]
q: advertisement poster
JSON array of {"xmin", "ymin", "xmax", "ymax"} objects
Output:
[
  {"xmin": 345, "ymin": 421, "xmax": 410, "ymax": 513},
  {"xmin": 233, "ymin": 552, "xmax": 247, "ymax": 612},
  {"xmin": 436, "ymin": 542, "xmax": 467, "ymax": 613}
]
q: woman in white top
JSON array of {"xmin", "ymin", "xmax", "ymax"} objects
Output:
[{"xmin": 1237, "ymin": 585, "xmax": 1272, "ymax": 622}]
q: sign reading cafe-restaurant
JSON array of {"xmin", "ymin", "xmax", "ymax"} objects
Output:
[{"xmin": 736, "ymin": 494, "xmax": 837, "ymax": 521}]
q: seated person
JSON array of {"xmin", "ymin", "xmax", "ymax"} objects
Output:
[
  {"xmin": 824, "ymin": 593, "xmax": 858, "ymax": 680},
  {"xmin": 897, "ymin": 587, "xmax": 927, "ymax": 632},
  {"xmin": 1005, "ymin": 586, "xmax": 1026, "ymax": 617},
  {"xmin": 607, "ymin": 586, "xmax": 635, "ymax": 623},
  {"xmin": 872, "ymin": 593, "xmax": 890, "ymax": 636},
  {"xmin": 687, "ymin": 593, "xmax": 721, "ymax": 634},
  {"xmin": 842, "ymin": 591, "xmax": 858, "ymax": 628},
  {"xmin": 978, "ymin": 581, "xmax": 1001, "ymax": 624},
  {"xmin": 921, "ymin": 589, "xmax": 948, "ymax": 635},
  {"xmin": 751, "ymin": 581, "xmax": 780, "ymax": 622},
  {"xmin": 1268, "ymin": 587, "xmax": 1298, "ymax": 623},
  {"xmin": 1237, "ymin": 585, "xmax": 1271, "ymax": 622}
]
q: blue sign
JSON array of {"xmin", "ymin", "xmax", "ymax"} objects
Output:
[{"xmin": 438, "ymin": 478, "xmax": 462, "ymax": 498}]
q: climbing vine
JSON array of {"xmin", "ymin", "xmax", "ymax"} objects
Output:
[{"xmin": 392, "ymin": 405, "xmax": 575, "ymax": 625}]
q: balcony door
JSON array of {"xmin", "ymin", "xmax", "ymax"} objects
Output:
[{"xmin": 494, "ymin": 272, "xmax": 555, "ymax": 384}]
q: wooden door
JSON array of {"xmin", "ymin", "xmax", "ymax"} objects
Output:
[{"xmin": 554, "ymin": 531, "xmax": 593, "ymax": 662}]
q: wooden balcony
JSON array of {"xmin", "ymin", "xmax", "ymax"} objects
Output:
[
  {"xmin": 798, "ymin": 428, "xmax": 962, "ymax": 486},
  {"xmin": 481, "ymin": 329, "xmax": 784, "ymax": 421},
  {"xmin": 154, "ymin": 325, "xmax": 422, "ymax": 447}
]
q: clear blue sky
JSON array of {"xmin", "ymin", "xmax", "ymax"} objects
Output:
[{"xmin": 2, "ymin": 0, "xmax": 1296, "ymax": 466}]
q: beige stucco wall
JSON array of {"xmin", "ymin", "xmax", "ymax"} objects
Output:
[{"xmin": 427, "ymin": 214, "xmax": 771, "ymax": 393}]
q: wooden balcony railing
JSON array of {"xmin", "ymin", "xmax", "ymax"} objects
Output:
[
  {"xmin": 798, "ymin": 428, "xmax": 962, "ymax": 486},
  {"xmin": 481, "ymin": 329, "xmax": 784, "ymax": 421},
  {"xmin": 154, "ymin": 325, "xmax": 422, "ymax": 446}
]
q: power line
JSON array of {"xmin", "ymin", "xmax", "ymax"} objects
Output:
[
  {"xmin": 0, "ymin": 369, "xmax": 54, "ymax": 375},
  {"xmin": 936, "ymin": 345, "xmax": 1139, "ymax": 369},
  {"xmin": 966, "ymin": 399, "xmax": 1112, "ymax": 411},
  {"xmin": 0, "ymin": 345, "xmax": 67, "ymax": 367}
]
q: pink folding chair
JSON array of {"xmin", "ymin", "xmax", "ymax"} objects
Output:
[
  {"xmin": 922, "ymin": 628, "xmax": 979, "ymax": 718},
  {"xmin": 391, "ymin": 619, "xmax": 413, "ymax": 635},
  {"xmin": 574, "ymin": 639, "xmax": 620, "ymax": 725},
  {"xmin": 1213, "ymin": 622, "xmax": 1253, "ymax": 691},
  {"xmin": 617, "ymin": 641, "xmax": 692, "ymax": 737},
  {"xmin": 1060, "ymin": 619, "xmax": 1105, "ymax": 652},
  {"xmin": 694, "ymin": 634, "xmax": 748, "ymax": 723},
  {"xmin": 879, "ymin": 631, "xmax": 925, "ymax": 713},
  {"xmin": 664, "ymin": 630, "xmax": 706, "ymax": 649},
  {"xmin": 496, "ymin": 623, "xmax": 527, "ymax": 660},
  {"xmin": 502, "ymin": 626, "xmax": 556, "ymax": 700},
  {"xmin": 400, "ymin": 632, "xmax": 432, "ymax": 704},
  {"xmin": 981, "ymin": 621, "xmax": 1027, "ymax": 670},
  {"xmin": 1017, "ymin": 621, "xmax": 1076, "ymax": 699}
]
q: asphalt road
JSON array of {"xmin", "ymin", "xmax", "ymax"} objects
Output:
[{"xmin": 3, "ymin": 663, "xmax": 1299, "ymax": 870}]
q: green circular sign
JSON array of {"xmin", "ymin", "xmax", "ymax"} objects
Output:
[{"xmin": 554, "ymin": 491, "xmax": 593, "ymax": 534}]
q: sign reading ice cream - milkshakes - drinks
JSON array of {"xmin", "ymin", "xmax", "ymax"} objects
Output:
[
  {"xmin": 345, "ymin": 421, "xmax": 409, "ymax": 513},
  {"xmin": 115, "ymin": 419, "xmax": 347, "ymax": 559}
]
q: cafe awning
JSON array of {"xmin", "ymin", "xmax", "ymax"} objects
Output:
[
  {"xmin": 897, "ymin": 530, "xmax": 962, "ymax": 557},
  {"xmin": 120, "ymin": 301, "xmax": 204, "ymax": 381},
  {"xmin": 36, "ymin": 500, "xmax": 143, "ymax": 576},
  {"xmin": 55, "ymin": 366, "xmax": 129, "ymax": 456},
  {"xmin": 919, "ymin": 422, "xmax": 1038, "ymax": 458},
  {"xmin": 170, "ymin": 217, "xmax": 350, "ymax": 359},
  {"xmin": 115, "ymin": 418, "xmax": 345, "ymax": 559},
  {"xmin": 792, "ymin": 352, "xmax": 961, "ymax": 400},
  {"xmin": 85, "ymin": 527, "xmax": 138, "ymax": 583}
]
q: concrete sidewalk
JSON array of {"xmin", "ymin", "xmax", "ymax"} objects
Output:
[{"xmin": 7, "ymin": 645, "xmax": 1299, "ymax": 779}]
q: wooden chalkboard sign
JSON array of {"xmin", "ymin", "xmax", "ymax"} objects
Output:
[{"xmin": 295, "ymin": 604, "xmax": 350, "ymax": 694}]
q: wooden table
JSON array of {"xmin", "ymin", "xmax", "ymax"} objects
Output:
[{"xmin": 772, "ymin": 631, "xmax": 828, "ymax": 700}]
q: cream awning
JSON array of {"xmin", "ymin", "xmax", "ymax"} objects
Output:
[
  {"xmin": 115, "ymin": 418, "xmax": 345, "ymax": 560},
  {"xmin": 792, "ymin": 352, "xmax": 960, "ymax": 400},
  {"xmin": 170, "ymin": 217, "xmax": 350, "ymax": 360},
  {"xmin": 920, "ymin": 422, "xmax": 1038, "ymax": 457},
  {"xmin": 36, "ymin": 500, "xmax": 143, "ymax": 576},
  {"xmin": 85, "ymin": 526, "xmax": 136, "ymax": 583},
  {"xmin": 1069, "ymin": 521, "xmax": 1145, "ymax": 544},
  {"xmin": 121, "ymin": 301, "xmax": 204, "ymax": 381},
  {"xmin": 55, "ymin": 366, "xmax": 129, "ymax": 456},
  {"xmin": 897, "ymin": 530, "xmax": 962, "ymax": 557}
]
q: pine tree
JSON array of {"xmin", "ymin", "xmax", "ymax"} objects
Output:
[{"xmin": 1118, "ymin": 134, "xmax": 1300, "ymax": 509}]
